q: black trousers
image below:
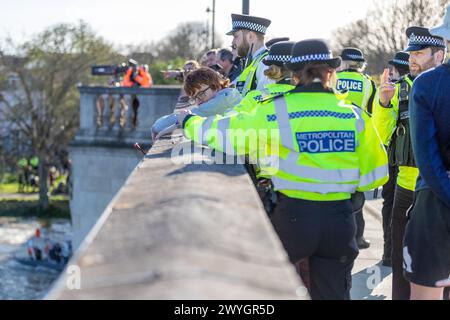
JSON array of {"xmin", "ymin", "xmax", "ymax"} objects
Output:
[
  {"xmin": 391, "ymin": 185, "xmax": 414, "ymax": 300},
  {"xmin": 270, "ymin": 194, "xmax": 359, "ymax": 300},
  {"xmin": 355, "ymin": 208, "xmax": 365, "ymax": 239},
  {"xmin": 404, "ymin": 188, "xmax": 450, "ymax": 289},
  {"xmin": 381, "ymin": 164, "xmax": 398, "ymax": 260}
]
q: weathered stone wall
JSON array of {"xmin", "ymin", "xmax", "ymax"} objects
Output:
[
  {"xmin": 48, "ymin": 135, "xmax": 307, "ymax": 299},
  {"xmin": 70, "ymin": 146, "xmax": 142, "ymax": 248}
]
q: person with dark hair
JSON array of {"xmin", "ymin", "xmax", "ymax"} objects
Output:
[
  {"xmin": 199, "ymin": 49, "xmax": 227, "ymax": 78},
  {"xmin": 151, "ymin": 67, "xmax": 241, "ymax": 140},
  {"xmin": 217, "ymin": 48, "xmax": 238, "ymax": 80},
  {"xmin": 178, "ymin": 39, "xmax": 388, "ymax": 299},
  {"xmin": 373, "ymin": 26, "xmax": 446, "ymax": 300},
  {"xmin": 388, "ymin": 51, "xmax": 410, "ymax": 81},
  {"xmin": 228, "ymin": 46, "xmax": 244, "ymax": 82}
]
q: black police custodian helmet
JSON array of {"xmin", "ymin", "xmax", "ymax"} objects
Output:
[
  {"xmin": 227, "ymin": 13, "xmax": 271, "ymax": 35},
  {"xmin": 340, "ymin": 47, "xmax": 366, "ymax": 62},
  {"xmin": 404, "ymin": 26, "xmax": 446, "ymax": 51},
  {"xmin": 285, "ymin": 39, "xmax": 341, "ymax": 71},
  {"xmin": 388, "ymin": 51, "xmax": 410, "ymax": 68},
  {"xmin": 265, "ymin": 37, "xmax": 290, "ymax": 48},
  {"xmin": 263, "ymin": 41, "xmax": 295, "ymax": 67}
]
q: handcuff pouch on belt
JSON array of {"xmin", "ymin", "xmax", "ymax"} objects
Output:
[{"xmin": 256, "ymin": 178, "xmax": 277, "ymax": 214}]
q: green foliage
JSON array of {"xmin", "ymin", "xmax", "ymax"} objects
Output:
[
  {"xmin": 0, "ymin": 73, "xmax": 6, "ymax": 90},
  {"xmin": 0, "ymin": 199, "xmax": 70, "ymax": 218},
  {"xmin": 0, "ymin": 183, "xmax": 20, "ymax": 193},
  {"xmin": 0, "ymin": 20, "xmax": 120, "ymax": 155},
  {"xmin": 1, "ymin": 173, "xmax": 18, "ymax": 184},
  {"xmin": 0, "ymin": 20, "xmax": 119, "ymax": 210},
  {"xmin": 0, "ymin": 173, "xmax": 68, "ymax": 194}
]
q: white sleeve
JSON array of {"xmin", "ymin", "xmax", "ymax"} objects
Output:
[
  {"xmin": 151, "ymin": 114, "xmax": 178, "ymax": 135},
  {"xmin": 255, "ymin": 60, "xmax": 275, "ymax": 91}
]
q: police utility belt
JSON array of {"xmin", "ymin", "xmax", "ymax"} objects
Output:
[{"xmin": 256, "ymin": 178, "xmax": 278, "ymax": 214}]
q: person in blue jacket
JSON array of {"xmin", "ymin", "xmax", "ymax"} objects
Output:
[{"xmin": 404, "ymin": 5, "xmax": 450, "ymax": 300}]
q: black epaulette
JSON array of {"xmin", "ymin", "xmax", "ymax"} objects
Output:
[
  {"xmin": 350, "ymin": 102, "xmax": 372, "ymax": 117},
  {"xmin": 395, "ymin": 76, "xmax": 406, "ymax": 84},
  {"xmin": 260, "ymin": 91, "xmax": 286, "ymax": 103},
  {"xmin": 253, "ymin": 90, "xmax": 285, "ymax": 103},
  {"xmin": 337, "ymin": 69, "xmax": 355, "ymax": 73},
  {"xmin": 335, "ymin": 88, "xmax": 349, "ymax": 95},
  {"xmin": 252, "ymin": 94, "xmax": 263, "ymax": 102}
]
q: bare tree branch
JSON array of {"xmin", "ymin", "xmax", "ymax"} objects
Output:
[
  {"xmin": 0, "ymin": 21, "xmax": 117, "ymax": 210},
  {"xmin": 332, "ymin": 0, "xmax": 448, "ymax": 74}
]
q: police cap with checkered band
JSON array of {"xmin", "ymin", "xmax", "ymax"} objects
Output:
[
  {"xmin": 388, "ymin": 51, "xmax": 410, "ymax": 68},
  {"xmin": 340, "ymin": 47, "xmax": 366, "ymax": 62},
  {"xmin": 263, "ymin": 41, "xmax": 295, "ymax": 67},
  {"xmin": 285, "ymin": 39, "xmax": 341, "ymax": 71},
  {"xmin": 405, "ymin": 26, "xmax": 446, "ymax": 52},
  {"xmin": 226, "ymin": 14, "xmax": 271, "ymax": 36}
]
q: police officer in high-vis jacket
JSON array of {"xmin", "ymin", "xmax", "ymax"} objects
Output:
[
  {"xmin": 227, "ymin": 13, "xmax": 275, "ymax": 96},
  {"xmin": 380, "ymin": 51, "xmax": 409, "ymax": 268},
  {"xmin": 179, "ymin": 39, "xmax": 389, "ymax": 300},
  {"xmin": 337, "ymin": 48, "xmax": 376, "ymax": 113},
  {"xmin": 373, "ymin": 26, "xmax": 445, "ymax": 300},
  {"xmin": 336, "ymin": 47, "xmax": 377, "ymax": 250}
]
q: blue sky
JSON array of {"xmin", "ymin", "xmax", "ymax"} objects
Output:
[{"xmin": 0, "ymin": 0, "xmax": 373, "ymax": 48}]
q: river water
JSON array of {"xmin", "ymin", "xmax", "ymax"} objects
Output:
[{"xmin": 0, "ymin": 217, "xmax": 72, "ymax": 300}]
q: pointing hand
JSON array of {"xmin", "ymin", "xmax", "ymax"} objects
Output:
[{"xmin": 379, "ymin": 68, "xmax": 396, "ymax": 107}]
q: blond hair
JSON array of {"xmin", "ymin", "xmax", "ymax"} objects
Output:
[{"xmin": 264, "ymin": 65, "xmax": 291, "ymax": 81}]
